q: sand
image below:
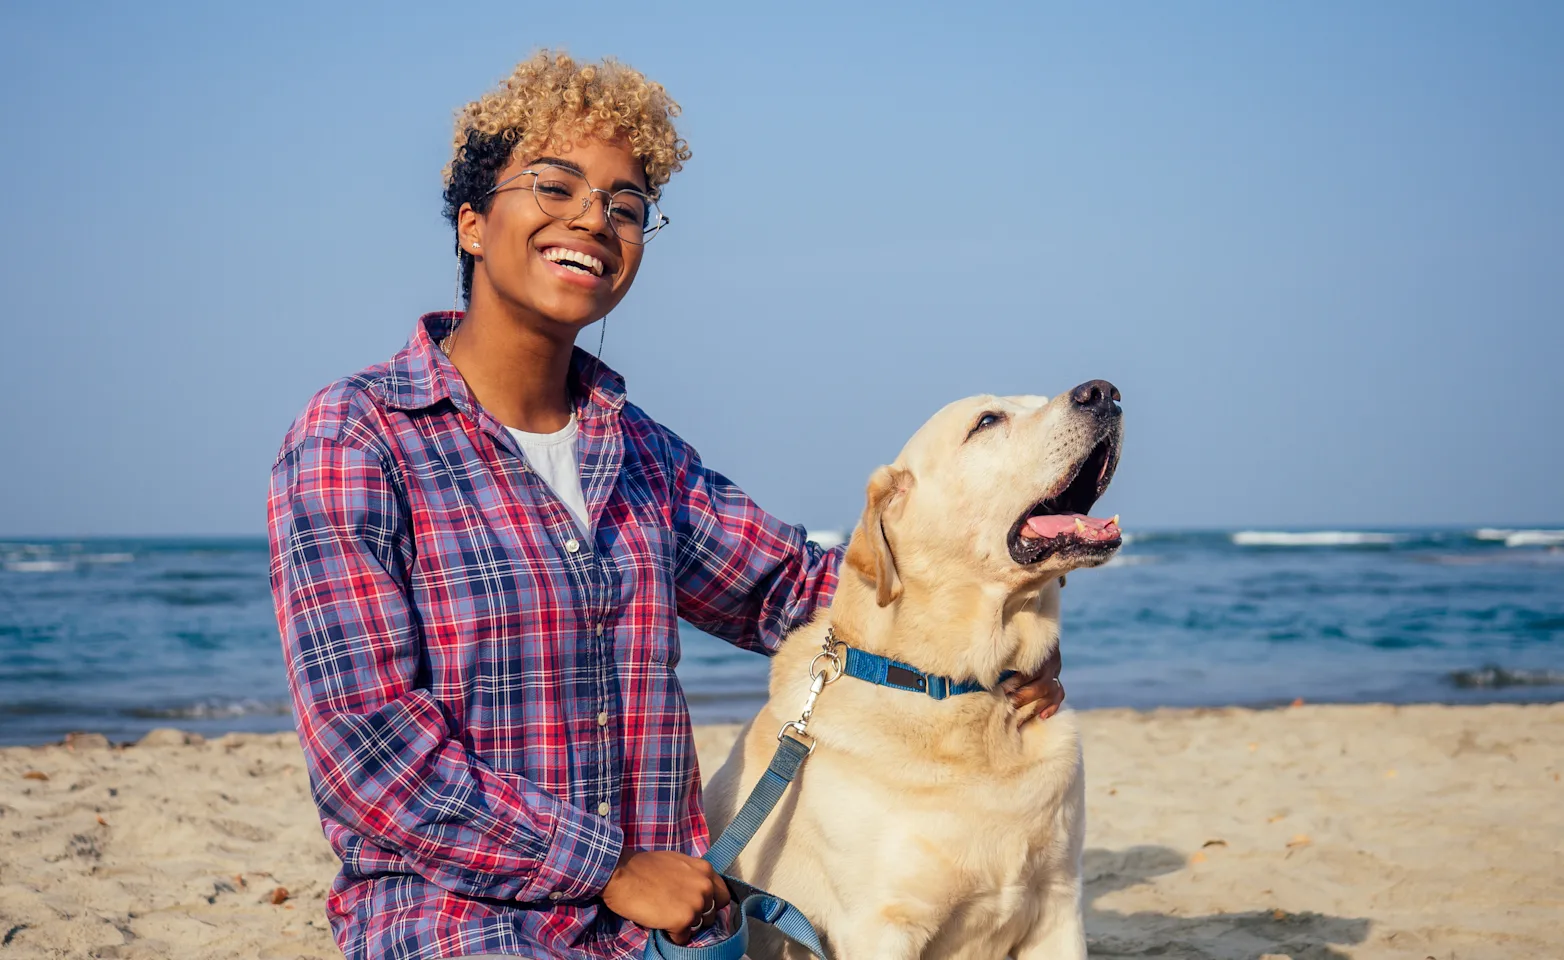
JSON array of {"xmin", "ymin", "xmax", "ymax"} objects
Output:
[{"xmin": 1, "ymin": 705, "xmax": 1559, "ymax": 959}]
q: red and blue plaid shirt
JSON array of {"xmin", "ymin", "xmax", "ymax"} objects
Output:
[{"xmin": 267, "ymin": 313, "xmax": 842, "ymax": 960}]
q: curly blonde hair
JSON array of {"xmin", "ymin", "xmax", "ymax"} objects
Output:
[
  {"xmin": 446, "ymin": 49, "xmax": 688, "ymax": 190},
  {"xmin": 442, "ymin": 50, "xmax": 689, "ymax": 300}
]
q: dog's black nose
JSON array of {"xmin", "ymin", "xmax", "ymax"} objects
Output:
[{"xmin": 1070, "ymin": 379, "xmax": 1121, "ymax": 414}]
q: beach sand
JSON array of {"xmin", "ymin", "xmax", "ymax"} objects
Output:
[{"xmin": 1, "ymin": 704, "xmax": 1559, "ymax": 959}]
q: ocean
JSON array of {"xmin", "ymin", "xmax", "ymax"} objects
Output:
[{"xmin": 2, "ymin": 529, "xmax": 1561, "ymax": 746}]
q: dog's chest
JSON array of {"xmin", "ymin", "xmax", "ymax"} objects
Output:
[{"xmin": 806, "ymin": 724, "xmax": 1081, "ymax": 934}]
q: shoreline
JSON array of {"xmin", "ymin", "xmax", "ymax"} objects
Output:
[
  {"xmin": 2, "ymin": 703, "xmax": 1560, "ymax": 958},
  {"xmin": 6, "ymin": 686, "xmax": 1564, "ymax": 750}
]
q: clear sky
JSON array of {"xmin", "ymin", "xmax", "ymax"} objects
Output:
[{"xmin": 1, "ymin": 1, "xmax": 1560, "ymax": 537}]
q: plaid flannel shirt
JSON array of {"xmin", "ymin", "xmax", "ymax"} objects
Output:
[{"xmin": 267, "ymin": 313, "xmax": 842, "ymax": 959}]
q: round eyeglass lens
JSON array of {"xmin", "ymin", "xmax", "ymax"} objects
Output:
[{"xmin": 528, "ymin": 166, "xmax": 663, "ymax": 245}]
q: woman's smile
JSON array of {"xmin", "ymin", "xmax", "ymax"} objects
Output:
[{"xmin": 536, "ymin": 239, "xmax": 615, "ymax": 289}]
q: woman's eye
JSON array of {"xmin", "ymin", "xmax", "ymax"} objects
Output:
[{"xmin": 536, "ymin": 181, "xmax": 574, "ymax": 198}]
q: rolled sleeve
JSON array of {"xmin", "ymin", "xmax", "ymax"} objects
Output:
[{"xmin": 662, "ymin": 429, "xmax": 844, "ymax": 654}]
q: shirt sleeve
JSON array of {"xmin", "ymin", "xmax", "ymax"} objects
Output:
[
  {"xmin": 268, "ymin": 436, "xmax": 622, "ymax": 903},
  {"xmin": 665, "ymin": 431, "xmax": 844, "ymax": 655}
]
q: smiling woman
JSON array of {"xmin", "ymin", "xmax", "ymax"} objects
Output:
[
  {"xmin": 440, "ymin": 52, "xmax": 687, "ymax": 345},
  {"xmin": 265, "ymin": 48, "xmax": 1064, "ymax": 960}
]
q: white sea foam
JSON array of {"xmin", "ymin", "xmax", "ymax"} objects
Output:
[
  {"xmin": 83, "ymin": 552, "xmax": 136, "ymax": 564},
  {"xmin": 128, "ymin": 698, "xmax": 292, "ymax": 720},
  {"xmin": 3, "ymin": 559, "xmax": 76, "ymax": 573},
  {"xmin": 1501, "ymin": 530, "xmax": 1564, "ymax": 548},
  {"xmin": 1102, "ymin": 554, "xmax": 1158, "ymax": 567},
  {"xmin": 806, "ymin": 529, "xmax": 846, "ymax": 550},
  {"xmin": 1231, "ymin": 531, "xmax": 1403, "ymax": 547}
]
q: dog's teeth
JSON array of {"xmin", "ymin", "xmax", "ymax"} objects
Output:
[
  {"xmin": 1111, "ymin": 515, "xmax": 1120, "ymax": 526},
  {"xmin": 1074, "ymin": 518, "xmax": 1087, "ymax": 534}
]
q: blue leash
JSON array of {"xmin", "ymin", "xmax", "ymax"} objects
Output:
[
  {"xmin": 643, "ymin": 631, "xmax": 1011, "ymax": 960},
  {"xmin": 643, "ymin": 732, "xmax": 826, "ymax": 959}
]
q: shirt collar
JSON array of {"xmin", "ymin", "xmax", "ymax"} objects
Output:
[{"xmin": 379, "ymin": 312, "xmax": 628, "ymax": 417}]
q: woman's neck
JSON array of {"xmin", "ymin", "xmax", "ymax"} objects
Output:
[{"xmin": 445, "ymin": 293, "xmax": 579, "ymax": 433}]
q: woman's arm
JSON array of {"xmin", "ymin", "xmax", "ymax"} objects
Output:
[
  {"xmin": 659, "ymin": 424, "xmax": 1066, "ymax": 720},
  {"xmin": 661, "ymin": 428, "xmax": 842, "ymax": 655},
  {"xmin": 269, "ymin": 436, "xmax": 622, "ymax": 903}
]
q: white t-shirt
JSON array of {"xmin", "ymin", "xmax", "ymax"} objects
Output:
[{"xmin": 507, "ymin": 417, "xmax": 590, "ymax": 536}]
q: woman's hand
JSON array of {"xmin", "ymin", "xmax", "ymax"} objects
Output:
[
  {"xmin": 1005, "ymin": 644, "xmax": 1066, "ymax": 725},
  {"xmin": 601, "ymin": 849, "xmax": 731, "ymax": 945}
]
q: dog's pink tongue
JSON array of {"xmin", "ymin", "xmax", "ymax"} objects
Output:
[{"xmin": 1022, "ymin": 513, "xmax": 1121, "ymax": 541}]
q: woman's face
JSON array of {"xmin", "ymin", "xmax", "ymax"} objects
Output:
[{"xmin": 460, "ymin": 136, "xmax": 649, "ymax": 336}]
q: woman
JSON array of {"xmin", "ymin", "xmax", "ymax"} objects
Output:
[{"xmin": 268, "ymin": 51, "xmax": 1064, "ymax": 960}]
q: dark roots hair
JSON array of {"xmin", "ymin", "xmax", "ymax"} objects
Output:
[{"xmin": 441, "ymin": 129, "xmax": 513, "ymax": 305}]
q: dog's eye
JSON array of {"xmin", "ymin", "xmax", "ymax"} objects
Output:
[{"xmin": 966, "ymin": 412, "xmax": 1005, "ymax": 440}]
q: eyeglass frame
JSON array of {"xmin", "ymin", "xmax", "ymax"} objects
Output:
[{"xmin": 483, "ymin": 165, "xmax": 670, "ymax": 244}]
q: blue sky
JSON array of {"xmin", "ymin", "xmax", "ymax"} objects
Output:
[{"xmin": 1, "ymin": 1, "xmax": 1560, "ymax": 536}]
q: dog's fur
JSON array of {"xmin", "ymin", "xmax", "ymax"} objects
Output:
[{"xmin": 703, "ymin": 390, "xmax": 1123, "ymax": 959}]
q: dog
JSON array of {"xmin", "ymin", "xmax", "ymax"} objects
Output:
[{"xmin": 702, "ymin": 380, "xmax": 1124, "ymax": 960}]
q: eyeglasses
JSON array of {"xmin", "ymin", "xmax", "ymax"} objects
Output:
[{"xmin": 485, "ymin": 164, "xmax": 669, "ymax": 245}]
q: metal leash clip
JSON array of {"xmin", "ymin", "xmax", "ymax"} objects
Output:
[{"xmin": 778, "ymin": 631, "xmax": 845, "ymax": 750}]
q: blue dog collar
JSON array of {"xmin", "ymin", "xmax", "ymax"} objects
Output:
[{"xmin": 830, "ymin": 630, "xmax": 1016, "ymax": 700}]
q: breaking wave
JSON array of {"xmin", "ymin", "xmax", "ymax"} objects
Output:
[
  {"xmin": 1448, "ymin": 665, "xmax": 1564, "ymax": 689},
  {"xmin": 1232, "ymin": 531, "xmax": 1405, "ymax": 547},
  {"xmin": 1475, "ymin": 529, "xmax": 1564, "ymax": 548},
  {"xmin": 125, "ymin": 698, "xmax": 292, "ymax": 720}
]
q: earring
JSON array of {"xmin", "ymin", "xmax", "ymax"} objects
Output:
[
  {"xmin": 441, "ymin": 254, "xmax": 463, "ymax": 357},
  {"xmin": 589, "ymin": 314, "xmax": 608, "ymax": 386}
]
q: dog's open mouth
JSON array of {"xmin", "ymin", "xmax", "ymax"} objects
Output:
[{"xmin": 1008, "ymin": 436, "xmax": 1121, "ymax": 565}]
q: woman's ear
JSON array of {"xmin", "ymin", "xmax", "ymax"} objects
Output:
[
  {"xmin": 457, "ymin": 202, "xmax": 484, "ymax": 255},
  {"xmin": 845, "ymin": 465, "xmax": 910, "ymax": 607}
]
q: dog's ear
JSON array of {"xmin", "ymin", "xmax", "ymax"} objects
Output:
[{"xmin": 845, "ymin": 465, "xmax": 909, "ymax": 607}]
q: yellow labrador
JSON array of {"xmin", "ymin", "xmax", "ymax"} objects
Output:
[{"xmin": 703, "ymin": 381, "xmax": 1124, "ymax": 960}]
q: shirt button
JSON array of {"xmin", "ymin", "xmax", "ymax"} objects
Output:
[
  {"xmin": 595, "ymin": 623, "xmax": 605, "ymax": 636},
  {"xmin": 564, "ymin": 538, "xmax": 581, "ymax": 554},
  {"xmin": 597, "ymin": 801, "xmax": 611, "ymax": 817},
  {"xmin": 597, "ymin": 711, "xmax": 609, "ymax": 727},
  {"xmin": 548, "ymin": 891, "xmax": 564, "ymax": 901}
]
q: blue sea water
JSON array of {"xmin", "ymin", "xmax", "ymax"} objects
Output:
[{"xmin": 1, "ymin": 529, "xmax": 1561, "ymax": 745}]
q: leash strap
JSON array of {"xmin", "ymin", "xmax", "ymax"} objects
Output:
[
  {"xmin": 703, "ymin": 733, "xmax": 810, "ymax": 872},
  {"xmin": 643, "ymin": 875, "xmax": 826, "ymax": 960},
  {"xmin": 644, "ymin": 734, "xmax": 826, "ymax": 959},
  {"xmin": 644, "ymin": 632, "xmax": 1012, "ymax": 959},
  {"xmin": 841, "ymin": 645, "xmax": 1015, "ymax": 700}
]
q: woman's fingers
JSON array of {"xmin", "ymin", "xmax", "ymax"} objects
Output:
[
  {"xmin": 602, "ymin": 849, "xmax": 732, "ymax": 943},
  {"xmin": 710, "ymin": 870, "xmax": 732, "ymax": 910},
  {"xmin": 1007, "ymin": 645, "xmax": 1065, "ymax": 725}
]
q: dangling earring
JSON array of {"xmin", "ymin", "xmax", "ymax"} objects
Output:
[
  {"xmin": 591, "ymin": 314, "xmax": 608, "ymax": 384},
  {"xmin": 441, "ymin": 254, "xmax": 463, "ymax": 357}
]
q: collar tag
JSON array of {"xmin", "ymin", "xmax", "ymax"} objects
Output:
[{"xmin": 883, "ymin": 664, "xmax": 927, "ymax": 693}]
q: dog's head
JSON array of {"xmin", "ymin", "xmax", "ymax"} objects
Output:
[{"xmin": 845, "ymin": 380, "xmax": 1124, "ymax": 608}]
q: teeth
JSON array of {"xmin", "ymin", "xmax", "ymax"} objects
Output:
[
  {"xmin": 542, "ymin": 247, "xmax": 605, "ymax": 277},
  {"xmin": 1110, "ymin": 515, "xmax": 1120, "ymax": 526},
  {"xmin": 1074, "ymin": 518, "xmax": 1087, "ymax": 534}
]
